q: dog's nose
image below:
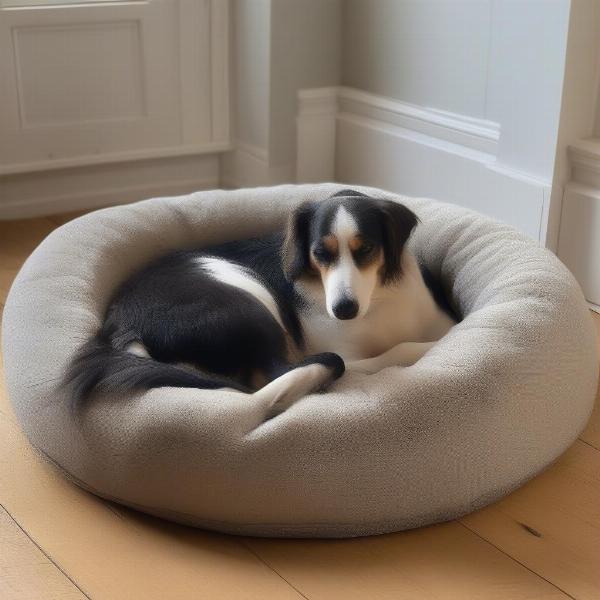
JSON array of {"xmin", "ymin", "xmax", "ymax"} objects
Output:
[{"xmin": 333, "ymin": 298, "xmax": 359, "ymax": 320}]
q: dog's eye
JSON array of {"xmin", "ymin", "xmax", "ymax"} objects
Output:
[
  {"xmin": 356, "ymin": 242, "xmax": 374, "ymax": 256},
  {"xmin": 312, "ymin": 247, "xmax": 333, "ymax": 263}
]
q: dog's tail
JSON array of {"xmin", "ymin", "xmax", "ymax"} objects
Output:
[{"xmin": 65, "ymin": 332, "xmax": 248, "ymax": 409}]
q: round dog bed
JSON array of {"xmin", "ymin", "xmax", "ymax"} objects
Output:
[{"xmin": 2, "ymin": 183, "xmax": 597, "ymax": 538}]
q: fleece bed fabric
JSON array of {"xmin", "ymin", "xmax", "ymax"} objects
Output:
[{"xmin": 2, "ymin": 183, "xmax": 598, "ymax": 538}]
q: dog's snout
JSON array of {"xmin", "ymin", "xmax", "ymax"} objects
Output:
[{"xmin": 332, "ymin": 298, "xmax": 359, "ymax": 320}]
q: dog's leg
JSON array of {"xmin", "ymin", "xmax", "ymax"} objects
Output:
[
  {"xmin": 347, "ymin": 341, "xmax": 436, "ymax": 374},
  {"xmin": 253, "ymin": 353, "xmax": 344, "ymax": 415}
]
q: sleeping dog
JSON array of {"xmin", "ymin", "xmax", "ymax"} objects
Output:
[{"xmin": 67, "ymin": 190, "xmax": 456, "ymax": 413}]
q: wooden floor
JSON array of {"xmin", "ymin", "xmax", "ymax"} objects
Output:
[{"xmin": 1, "ymin": 214, "xmax": 599, "ymax": 600}]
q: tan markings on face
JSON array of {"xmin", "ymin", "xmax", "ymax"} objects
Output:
[
  {"xmin": 348, "ymin": 235, "xmax": 362, "ymax": 252},
  {"xmin": 310, "ymin": 235, "xmax": 339, "ymax": 272},
  {"xmin": 351, "ymin": 240, "xmax": 383, "ymax": 270},
  {"xmin": 322, "ymin": 234, "xmax": 338, "ymax": 254}
]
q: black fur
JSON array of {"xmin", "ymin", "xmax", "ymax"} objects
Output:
[
  {"xmin": 66, "ymin": 242, "xmax": 301, "ymax": 406},
  {"xmin": 205, "ymin": 234, "xmax": 304, "ymax": 347},
  {"xmin": 419, "ymin": 265, "xmax": 458, "ymax": 321},
  {"xmin": 376, "ymin": 199, "xmax": 419, "ymax": 282},
  {"xmin": 281, "ymin": 202, "xmax": 316, "ymax": 282},
  {"xmin": 296, "ymin": 352, "xmax": 345, "ymax": 380},
  {"xmin": 66, "ymin": 334, "xmax": 249, "ymax": 405}
]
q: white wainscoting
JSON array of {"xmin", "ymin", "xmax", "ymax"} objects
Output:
[
  {"xmin": 0, "ymin": 0, "xmax": 229, "ymax": 218},
  {"xmin": 557, "ymin": 139, "xmax": 600, "ymax": 307},
  {"xmin": 297, "ymin": 87, "xmax": 551, "ymax": 243}
]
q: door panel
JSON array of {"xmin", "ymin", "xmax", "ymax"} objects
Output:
[{"xmin": 0, "ymin": 0, "xmax": 229, "ymax": 174}]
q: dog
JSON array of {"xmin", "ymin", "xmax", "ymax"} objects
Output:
[{"xmin": 67, "ymin": 189, "xmax": 456, "ymax": 414}]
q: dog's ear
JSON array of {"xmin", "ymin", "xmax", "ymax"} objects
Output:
[
  {"xmin": 377, "ymin": 199, "xmax": 419, "ymax": 283},
  {"xmin": 282, "ymin": 202, "xmax": 315, "ymax": 281}
]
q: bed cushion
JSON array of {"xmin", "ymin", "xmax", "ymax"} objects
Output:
[{"xmin": 2, "ymin": 183, "xmax": 597, "ymax": 537}]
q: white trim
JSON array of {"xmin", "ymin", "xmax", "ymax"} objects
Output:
[
  {"xmin": 337, "ymin": 86, "xmax": 500, "ymax": 155},
  {"xmin": 568, "ymin": 138, "xmax": 600, "ymax": 188},
  {"xmin": 485, "ymin": 161, "xmax": 550, "ymax": 187},
  {"xmin": 0, "ymin": 153, "xmax": 220, "ymax": 219},
  {"xmin": 0, "ymin": 141, "xmax": 232, "ymax": 176},
  {"xmin": 337, "ymin": 111, "xmax": 494, "ymax": 164},
  {"xmin": 296, "ymin": 86, "xmax": 502, "ymax": 185},
  {"xmin": 569, "ymin": 138, "xmax": 600, "ymax": 167},
  {"xmin": 589, "ymin": 302, "xmax": 600, "ymax": 314},
  {"xmin": 0, "ymin": 177, "xmax": 218, "ymax": 220},
  {"xmin": 297, "ymin": 86, "xmax": 501, "ymax": 156},
  {"xmin": 297, "ymin": 86, "xmax": 339, "ymax": 116}
]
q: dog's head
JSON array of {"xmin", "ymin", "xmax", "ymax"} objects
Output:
[{"xmin": 282, "ymin": 189, "xmax": 418, "ymax": 320}]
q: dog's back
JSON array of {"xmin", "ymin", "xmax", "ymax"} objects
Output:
[{"xmin": 67, "ymin": 238, "xmax": 303, "ymax": 404}]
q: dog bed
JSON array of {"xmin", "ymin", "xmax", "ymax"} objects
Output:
[{"xmin": 2, "ymin": 183, "xmax": 597, "ymax": 538}]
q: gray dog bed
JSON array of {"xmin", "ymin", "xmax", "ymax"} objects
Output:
[{"xmin": 2, "ymin": 183, "xmax": 598, "ymax": 538}]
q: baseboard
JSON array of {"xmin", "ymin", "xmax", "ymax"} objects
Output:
[
  {"xmin": 0, "ymin": 153, "xmax": 220, "ymax": 219},
  {"xmin": 297, "ymin": 86, "xmax": 550, "ymax": 242}
]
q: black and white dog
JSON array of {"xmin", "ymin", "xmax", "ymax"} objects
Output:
[{"xmin": 67, "ymin": 190, "xmax": 456, "ymax": 413}]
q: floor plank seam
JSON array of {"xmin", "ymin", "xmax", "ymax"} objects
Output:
[
  {"xmin": 457, "ymin": 520, "xmax": 577, "ymax": 600},
  {"xmin": 240, "ymin": 540, "xmax": 312, "ymax": 600},
  {"xmin": 0, "ymin": 501, "xmax": 93, "ymax": 600},
  {"xmin": 578, "ymin": 437, "xmax": 600, "ymax": 452}
]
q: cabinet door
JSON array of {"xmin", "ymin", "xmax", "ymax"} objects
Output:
[{"xmin": 0, "ymin": 0, "xmax": 229, "ymax": 174}]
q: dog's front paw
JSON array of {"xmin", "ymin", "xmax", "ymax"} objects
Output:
[{"xmin": 298, "ymin": 352, "xmax": 345, "ymax": 387}]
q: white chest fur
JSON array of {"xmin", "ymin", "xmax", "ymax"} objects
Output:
[{"xmin": 298, "ymin": 254, "xmax": 454, "ymax": 361}]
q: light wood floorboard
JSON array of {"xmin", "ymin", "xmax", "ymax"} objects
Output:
[
  {"xmin": 0, "ymin": 506, "xmax": 87, "ymax": 600},
  {"xmin": 0, "ymin": 215, "xmax": 598, "ymax": 599}
]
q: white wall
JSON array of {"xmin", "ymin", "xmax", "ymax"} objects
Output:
[
  {"xmin": 269, "ymin": 0, "xmax": 341, "ymax": 169},
  {"xmin": 486, "ymin": 0, "xmax": 570, "ymax": 182},
  {"xmin": 228, "ymin": 0, "xmax": 271, "ymax": 152},
  {"xmin": 342, "ymin": 0, "xmax": 492, "ymax": 118},
  {"xmin": 222, "ymin": 0, "xmax": 341, "ymax": 187}
]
